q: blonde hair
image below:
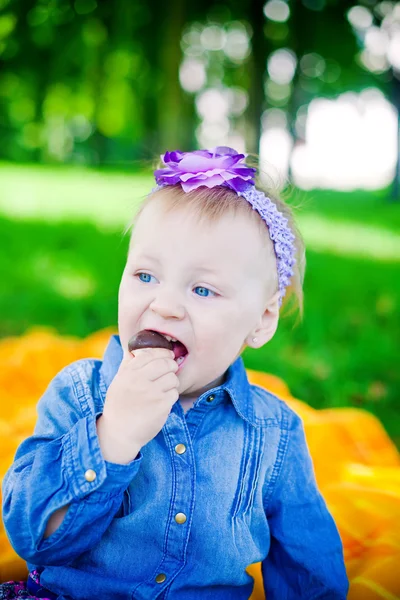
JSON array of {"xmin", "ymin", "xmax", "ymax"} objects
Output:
[{"xmin": 125, "ymin": 162, "xmax": 306, "ymax": 322}]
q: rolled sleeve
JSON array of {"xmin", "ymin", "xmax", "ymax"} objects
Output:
[
  {"xmin": 62, "ymin": 412, "xmax": 141, "ymax": 497},
  {"xmin": 262, "ymin": 405, "xmax": 349, "ymax": 599}
]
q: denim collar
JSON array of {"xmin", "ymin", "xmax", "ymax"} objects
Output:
[{"xmin": 99, "ymin": 335, "xmax": 262, "ymax": 428}]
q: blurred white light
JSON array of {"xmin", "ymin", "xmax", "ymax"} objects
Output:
[
  {"xmin": 381, "ymin": 12, "xmax": 394, "ymax": 33},
  {"xmin": 267, "ymin": 48, "xmax": 297, "ymax": 84},
  {"xmin": 320, "ymin": 58, "xmax": 341, "ymax": 83},
  {"xmin": 69, "ymin": 115, "xmax": 92, "ymax": 141},
  {"xmin": 263, "ymin": 0, "xmax": 290, "ymax": 23},
  {"xmin": 179, "ymin": 58, "xmax": 206, "ymax": 93},
  {"xmin": 387, "ymin": 31, "xmax": 400, "ymax": 69},
  {"xmin": 181, "ymin": 26, "xmax": 203, "ymax": 57},
  {"xmin": 375, "ymin": 2, "xmax": 395, "ymax": 19},
  {"xmin": 294, "ymin": 105, "xmax": 308, "ymax": 138},
  {"xmin": 260, "ymin": 127, "xmax": 293, "ymax": 186},
  {"xmin": 223, "ymin": 133, "xmax": 246, "ymax": 153},
  {"xmin": 182, "ymin": 28, "xmax": 201, "ymax": 46},
  {"xmin": 224, "ymin": 24, "xmax": 250, "ymax": 61},
  {"xmin": 359, "ymin": 88, "xmax": 389, "ymax": 108},
  {"xmin": 300, "ymin": 53, "xmax": 325, "ymax": 77},
  {"xmin": 46, "ymin": 116, "xmax": 73, "ymax": 161},
  {"xmin": 365, "ymin": 26, "xmax": 389, "ymax": 55},
  {"xmin": 291, "ymin": 89, "xmax": 398, "ymax": 190},
  {"xmin": 195, "ymin": 88, "xmax": 230, "ymax": 121},
  {"xmin": 200, "ymin": 25, "xmax": 226, "ymax": 51},
  {"xmin": 265, "ymin": 80, "xmax": 292, "ymax": 103},
  {"xmin": 225, "ymin": 87, "xmax": 248, "ymax": 116},
  {"xmin": 262, "ymin": 108, "xmax": 288, "ymax": 129},
  {"xmin": 359, "ymin": 49, "xmax": 389, "ymax": 73},
  {"xmin": 199, "ymin": 119, "xmax": 230, "ymax": 138},
  {"xmin": 196, "ymin": 118, "xmax": 230, "ymax": 148},
  {"xmin": 347, "ymin": 5, "xmax": 373, "ymax": 29}
]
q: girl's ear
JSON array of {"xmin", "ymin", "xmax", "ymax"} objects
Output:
[{"xmin": 247, "ymin": 290, "xmax": 280, "ymax": 348}]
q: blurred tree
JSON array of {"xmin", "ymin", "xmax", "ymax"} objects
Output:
[
  {"xmin": 346, "ymin": 1, "xmax": 400, "ymax": 199},
  {"xmin": 247, "ymin": 0, "xmax": 269, "ymax": 153},
  {"xmin": 0, "ymin": 0, "xmax": 393, "ymax": 167}
]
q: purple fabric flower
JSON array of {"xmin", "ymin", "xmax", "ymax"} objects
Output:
[{"xmin": 154, "ymin": 146, "xmax": 256, "ymax": 193}]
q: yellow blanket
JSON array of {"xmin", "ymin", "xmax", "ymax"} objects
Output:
[{"xmin": 1, "ymin": 328, "xmax": 399, "ymax": 599}]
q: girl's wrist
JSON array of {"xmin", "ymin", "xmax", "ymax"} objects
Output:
[{"xmin": 96, "ymin": 415, "xmax": 142, "ymax": 465}]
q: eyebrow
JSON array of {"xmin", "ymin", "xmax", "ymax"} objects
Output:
[{"xmin": 136, "ymin": 254, "xmax": 222, "ymax": 276}]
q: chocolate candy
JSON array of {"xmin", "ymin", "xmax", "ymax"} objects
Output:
[{"xmin": 128, "ymin": 330, "xmax": 173, "ymax": 353}]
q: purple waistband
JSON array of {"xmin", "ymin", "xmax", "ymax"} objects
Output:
[{"xmin": 26, "ymin": 571, "xmax": 58, "ymax": 600}]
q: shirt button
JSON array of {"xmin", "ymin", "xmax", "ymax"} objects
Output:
[
  {"xmin": 175, "ymin": 512, "xmax": 187, "ymax": 524},
  {"xmin": 155, "ymin": 573, "xmax": 167, "ymax": 583},
  {"xmin": 175, "ymin": 443, "xmax": 186, "ymax": 454},
  {"xmin": 206, "ymin": 395, "xmax": 215, "ymax": 402},
  {"xmin": 84, "ymin": 469, "xmax": 97, "ymax": 482}
]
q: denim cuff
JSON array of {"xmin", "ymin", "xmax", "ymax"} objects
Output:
[{"xmin": 62, "ymin": 414, "xmax": 142, "ymax": 499}]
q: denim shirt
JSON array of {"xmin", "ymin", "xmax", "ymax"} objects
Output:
[{"xmin": 2, "ymin": 335, "xmax": 349, "ymax": 600}]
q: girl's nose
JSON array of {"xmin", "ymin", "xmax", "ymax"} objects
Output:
[{"xmin": 149, "ymin": 291, "xmax": 185, "ymax": 320}]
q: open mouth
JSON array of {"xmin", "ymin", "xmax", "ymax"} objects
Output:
[{"xmin": 148, "ymin": 330, "xmax": 189, "ymax": 367}]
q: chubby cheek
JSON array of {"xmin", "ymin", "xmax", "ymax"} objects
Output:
[{"xmin": 195, "ymin": 312, "xmax": 242, "ymax": 359}]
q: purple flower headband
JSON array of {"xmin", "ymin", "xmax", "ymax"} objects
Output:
[{"xmin": 154, "ymin": 147, "xmax": 296, "ymax": 307}]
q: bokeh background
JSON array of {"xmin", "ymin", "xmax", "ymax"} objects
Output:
[{"xmin": 0, "ymin": 0, "xmax": 399, "ymax": 448}]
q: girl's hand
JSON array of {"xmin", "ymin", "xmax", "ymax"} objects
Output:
[{"xmin": 97, "ymin": 348, "xmax": 179, "ymax": 464}]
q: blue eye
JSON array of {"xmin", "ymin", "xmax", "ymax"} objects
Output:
[
  {"xmin": 137, "ymin": 272, "xmax": 155, "ymax": 283},
  {"xmin": 194, "ymin": 286, "xmax": 215, "ymax": 298}
]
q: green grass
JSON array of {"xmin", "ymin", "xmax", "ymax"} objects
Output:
[
  {"xmin": 1, "ymin": 162, "xmax": 399, "ymax": 447},
  {"xmin": 0, "ymin": 161, "xmax": 153, "ymax": 228}
]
